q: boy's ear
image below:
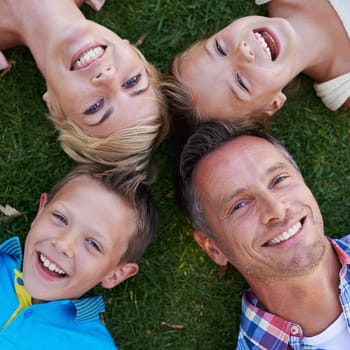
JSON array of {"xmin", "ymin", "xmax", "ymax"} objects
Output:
[
  {"xmin": 101, "ymin": 263, "xmax": 139, "ymax": 289},
  {"xmin": 31, "ymin": 193, "xmax": 48, "ymax": 227},
  {"xmin": 193, "ymin": 231, "xmax": 228, "ymax": 266}
]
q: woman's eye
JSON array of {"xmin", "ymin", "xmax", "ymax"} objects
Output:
[
  {"xmin": 237, "ymin": 74, "xmax": 249, "ymax": 92},
  {"xmin": 122, "ymin": 74, "xmax": 141, "ymax": 89},
  {"xmin": 215, "ymin": 40, "xmax": 226, "ymax": 56},
  {"xmin": 87, "ymin": 239, "xmax": 102, "ymax": 252},
  {"xmin": 84, "ymin": 99, "xmax": 104, "ymax": 115},
  {"xmin": 53, "ymin": 213, "xmax": 67, "ymax": 225}
]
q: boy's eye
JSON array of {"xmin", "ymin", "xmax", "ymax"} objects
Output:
[
  {"xmin": 122, "ymin": 74, "xmax": 141, "ymax": 89},
  {"xmin": 215, "ymin": 40, "xmax": 227, "ymax": 56},
  {"xmin": 53, "ymin": 213, "xmax": 67, "ymax": 225},
  {"xmin": 84, "ymin": 99, "xmax": 104, "ymax": 115},
  {"xmin": 87, "ymin": 239, "xmax": 102, "ymax": 252}
]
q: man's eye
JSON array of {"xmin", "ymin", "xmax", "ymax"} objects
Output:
[
  {"xmin": 274, "ymin": 175, "xmax": 287, "ymax": 186},
  {"xmin": 215, "ymin": 40, "xmax": 226, "ymax": 56},
  {"xmin": 237, "ymin": 74, "xmax": 249, "ymax": 92},
  {"xmin": 86, "ymin": 239, "xmax": 102, "ymax": 252},
  {"xmin": 53, "ymin": 213, "xmax": 67, "ymax": 225},
  {"xmin": 231, "ymin": 202, "xmax": 246, "ymax": 213},
  {"xmin": 84, "ymin": 99, "xmax": 104, "ymax": 115},
  {"xmin": 122, "ymin": 74, "xmax": 141, "ymax": 88}
]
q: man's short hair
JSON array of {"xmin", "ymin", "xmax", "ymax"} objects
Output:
[{"xmin": 179, "ymin": 121, "xmax": 300, "ymax": 236}]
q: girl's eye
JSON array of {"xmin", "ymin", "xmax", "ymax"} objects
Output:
[
  {"xmin": 53, "ymin": 213, "xmax": 67, "ymax": 225},
  {"xmin": 84, "ymin": 99, "xmax": 104, "ymax": 115},
  {"xmin": 215, "ymin": 40, "xmax": 227, "ymax": 56},
  {"xmin": 87, "ymin": 239, "xmax": 102, "ymax": 252},
  {"xmin": 122, "ymin": 74, "xmax": 141, "ymax": 89},
  {"xmin": 237, "ymin": 74, "xmax": 249, "ymax": 92}
]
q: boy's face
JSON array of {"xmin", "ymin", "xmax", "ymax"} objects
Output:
[{"xmin": 22, "ymin": 176, "xmax": 138, "ymax": 303}]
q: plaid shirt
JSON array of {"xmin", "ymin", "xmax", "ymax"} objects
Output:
[{"xmin": 236, "ymin": 234, "xmax": 350, "ymax": 350}]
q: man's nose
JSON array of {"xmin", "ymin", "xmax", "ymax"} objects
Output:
[{"xmin": 259, "ymin": 192, "xmax": 288, "ymax": 225}]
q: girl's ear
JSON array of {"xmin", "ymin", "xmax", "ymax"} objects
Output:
[
  {"xmin": 261, "ymin": 91, "xmax": 287, "ymax": 118},
  {"xmin": 101, "ymin": 263, "xmax": 139, "ymax": 289},
  {"xmin": 193, "ymin": 231, "xmax": 228, "ymax": 266}
]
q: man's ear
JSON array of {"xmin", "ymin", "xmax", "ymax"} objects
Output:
[
  {"xmin": 193, "ymin": 231, "xmax": 228, "ymax": 266},
  {"xmin": 254, "ymin": 91, "xmax": 286, "ymax": 119},
  {"xmin": 101, "ymin": 263, "xmax": 139, "ymax": 289},
  {"xmin": 31, "ymin": 193, "xmax": 48, "ymax": 227}
]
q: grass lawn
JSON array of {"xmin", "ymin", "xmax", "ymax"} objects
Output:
[{"xmin": 1, "ymin": 1, "xmax": 350, "ymax": 349}]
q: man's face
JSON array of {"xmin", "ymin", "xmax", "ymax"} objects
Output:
[
  {"xmin": 23, "ymin": 176, "xmax": 138, "ymax": 302},
  {"xmin": 193, "ymin": 136, "xmax": 325, "ymax": 283}
]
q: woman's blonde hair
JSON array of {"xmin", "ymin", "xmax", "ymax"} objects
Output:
[{"xmin": 48, "ymin": 46, "xmax": 169, "ymax": 174}]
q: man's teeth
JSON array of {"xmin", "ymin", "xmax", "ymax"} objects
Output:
[
  {"xmin": 267, "ymin": 222, "xmax": 302, "ymax": 246},
  {"xmin": 254, "ymin": 32, "xmax": 272, "ymax": 60},
  {"xmin": 72, "ymin": 46, "xmax": 104, "ymax": 70},
  {"xmin": 40, "ymin": 254, "xmax": 66, "ymax": 275}
]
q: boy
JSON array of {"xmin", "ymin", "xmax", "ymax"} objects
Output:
[{"xmin": 0, "ymin": 164, "xmax": 157, "ymax": 349}]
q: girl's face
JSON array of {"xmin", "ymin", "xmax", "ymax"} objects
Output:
[
  {"xmin": 43, "ymin": 20, "xmax": 159, "ymax": 138},
  {"xmin": 179, "ymin": 16, "xmax": 298, "ymax": 121}
]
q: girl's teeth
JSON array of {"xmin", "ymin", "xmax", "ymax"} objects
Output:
[{"xmin": 254, "ymin": 32, "xmax": 272, "ymax": 60}]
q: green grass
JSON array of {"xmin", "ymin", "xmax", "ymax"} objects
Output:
[{"xmin": 1, "ymin": 1, "xmax": 350, "ymax": 349}]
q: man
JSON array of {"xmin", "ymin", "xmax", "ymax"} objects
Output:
[{"xmin": 179, "ymin": 121, "xmax": 350, "ymax": 349}]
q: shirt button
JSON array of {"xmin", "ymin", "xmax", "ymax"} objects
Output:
[
  {"xmin": 24, "ymin": 310, "xmax": 33, "ymax": 318},
  {"xmin": 16, "ymin": 277, "xmax": 24, "ymax": 285},
  {"xmin": 290, "ymin": 324, "xmax": 300, "ymax": 336}
]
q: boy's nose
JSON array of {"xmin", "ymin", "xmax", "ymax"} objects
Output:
[
  {"xmin": 51, "ymin": 233, "xmax": 75, "ymax": 258},
  {"xmin": 236, "ymin": 40, "xmax": 254, "ymax": 64}
]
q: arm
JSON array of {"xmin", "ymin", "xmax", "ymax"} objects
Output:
[{"xmin": 75, "ymin": 0, "xmax": 106, "ymax": 11}]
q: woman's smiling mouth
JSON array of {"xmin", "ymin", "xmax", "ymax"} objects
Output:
[{"xmin": 71, "ymin": 45, "xmax": 106, "ymax": 70}]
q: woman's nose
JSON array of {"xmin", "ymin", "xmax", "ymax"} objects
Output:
[{"xmin": 91, "ymin": 65, "xmax": 116, "ymax": 85}]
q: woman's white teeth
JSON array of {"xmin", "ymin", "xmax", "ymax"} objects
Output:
[
  {"xmin": 40, "ymin": 254, "xmax": 66, "ymax": 275},
  {"xmin": 72, "ymin": 46, "xmax": 104, "ymax": 70},
  {"xmin": 268, "ymin": 222, "xmax": 302, "ymax": 246},
  {"xmin": 254, "ymin": 32, "xmax": 272, "ymax": 60}
]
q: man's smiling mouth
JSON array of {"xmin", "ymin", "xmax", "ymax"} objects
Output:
[
  {"xmin": 253, "ymin": 29, "xmax": 279, "ymax": 61},
  {"xmin": 71, "ymin": 45, "xmax": 106, "ymax": 70},
  {"xmin": 264, "ymin": 218, "xmax": 305, "ymax": 247}
]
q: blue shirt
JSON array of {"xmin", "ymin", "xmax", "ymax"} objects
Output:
[
  {"xmin": 237, "ymin": 234, "xmax": 350, "ymax": 349},
  {"xmin": 0, "ymin": 237, "xmax": 118, "ymax": 349}
]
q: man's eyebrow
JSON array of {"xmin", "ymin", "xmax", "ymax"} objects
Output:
[
  {"xmin": 218, "ymin": 162, "xmax": 288, "ymax": 210},
  {"xmin": 90, "ymin": 107, "xmax": 114, "ymax": 126}
]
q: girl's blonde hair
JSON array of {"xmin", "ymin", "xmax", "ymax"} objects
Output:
[{"xmin": 48, "ymin": 47, "xmax": 169, "ymax": 174}]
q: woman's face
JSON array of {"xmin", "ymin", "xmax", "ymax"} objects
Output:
[
  {"xmin": 179, "ymin": 16, "xmax": 298, "ymax": 121},
  {"xmin": 43, "ymin": 20, "xmax": 159, "ymax": 138}
]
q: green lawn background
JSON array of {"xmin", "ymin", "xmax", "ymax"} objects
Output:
[{"xmin": 0, "ymin": 1, "xmax": 350, "ymax": 349}]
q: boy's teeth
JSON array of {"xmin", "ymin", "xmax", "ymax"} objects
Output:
[
  {"xmin": 40, "ymin": 254, "xmax": 66, "ymax": 275},
  {"xmin": 254, "ymin": 32, "xmax": 272, "ymax": 60},
  {"xmin": 72, "ymin": 46, "xmax": 105, "ymax": 70},
  {"xmin": 267, "ymin": 222, "xmax": 302, "ymax": 246}
]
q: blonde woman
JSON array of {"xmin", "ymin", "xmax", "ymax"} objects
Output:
[
  {"xmin": 165, "ymin": 0, "xmax": 350, "ymax": 125},
  {"xmin": 0, "ymin": 0, "xmax": 168, "ymax": 173}
]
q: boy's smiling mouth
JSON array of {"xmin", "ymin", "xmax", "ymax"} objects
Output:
[
  {"xmin": 253, "ymin": 29, "xmax": 279, "ymax": 61},
  {"xmin": 38, "ymin": 253, "xmax": 68, "ymax": 278}
]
